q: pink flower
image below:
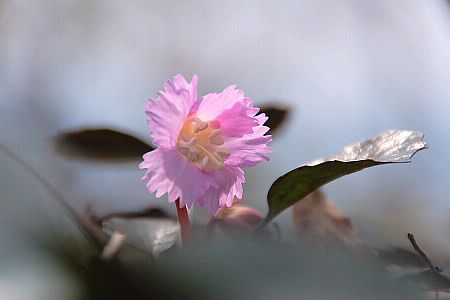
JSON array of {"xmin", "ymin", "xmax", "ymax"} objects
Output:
[{"xmin": 139, "ymin": 74, "xmax": 272, "ymax": 216}]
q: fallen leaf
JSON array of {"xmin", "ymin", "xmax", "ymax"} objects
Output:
[
  {"xmin": 377, "ymin": 247, "xmax": 427, "ymax": 269},
  {"xmin": 293, "ymin": 189, "xmax": 359, "ymax": 246}
]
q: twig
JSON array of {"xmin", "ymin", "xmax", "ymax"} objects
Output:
[
  {"xmin": 101, "ymin": 231, "xmax": 126, "ymax": 260},
  {"xmin": 0, "ymin": 142, "xmax": 103, "ymax": 250},
  {"xmin": 407, "ymin": 233, "xmax": 450, "ymax": 293},
  {"xmin": 407, "ymin": 233, "xmax": 436, "ymax": 271}
]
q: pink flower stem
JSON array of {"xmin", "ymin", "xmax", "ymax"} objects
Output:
[{"xmin": 175, "ymin": 199, "xmax": 192, "ymax": 248}]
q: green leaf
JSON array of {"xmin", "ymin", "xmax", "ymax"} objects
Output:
[
  {"xmin": 262, "ymin": 130, "xmax": 428, "ymax": 225},
  {"xmin": 54, "ymin": 128, "xmax": 154, "ymax": 161}
]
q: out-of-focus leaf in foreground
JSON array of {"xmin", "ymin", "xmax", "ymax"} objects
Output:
[
  {"xmin": 293, "ymin": 189, "xmax": 360, "ymax": 247},
  {"xmin": 155, "ymin": 237, "xmax": 425, "ymax": 300},
  {"xmin": 38, "ymin": 234, "xmax": 426, "ymax": 300},
  {"xmin": 263, "ymin": 130, "xmax": 427, "ymax": 224},
  {"xmin": 54, "ymin": 128, "xmax": 154, "ymax": 161},
  {"xmin": 259, "ymin": 105, "xmax": 290, "ymax": 134},
  {"xmin": 102, "ymin": 215, "xmax": 179, "ymax": 257}
]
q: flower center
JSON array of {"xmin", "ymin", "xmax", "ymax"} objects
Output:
[{"xmin": 176, "ymin": 117, "xmax": 229, "ymax": 172}]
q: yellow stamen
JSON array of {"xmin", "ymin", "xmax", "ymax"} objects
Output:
[{"xmin": 176, "ymin": 117, "xmax": 229, "ymax": 172}]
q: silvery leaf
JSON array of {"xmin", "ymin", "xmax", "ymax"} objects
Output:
[
  {"xmin": 262, "ymin": 130, "xmax": 427, "ymax": 225},
  {"xmin": 102, "ymin": 217, "xmax": 179, "ymax": 257}
]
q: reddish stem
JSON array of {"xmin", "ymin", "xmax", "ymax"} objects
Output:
[{"xmin": 175, "ymin": 199, "xmax": 192, "ymax": 248}]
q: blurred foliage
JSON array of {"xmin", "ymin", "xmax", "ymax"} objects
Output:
[
  {"xmin": 35, "ymin": 230, "xmax": 428, "ymax": 300},
  {"xmin": 53, "ymin": 105, "xmax": 289, "ymax": 164},
  {"xmin": 259, "ymin": 105, "xmax": 290, "ymax": 135},
  {"xmin": 54, "ymin": 128, "xmax": 153, "ymax": 161}
]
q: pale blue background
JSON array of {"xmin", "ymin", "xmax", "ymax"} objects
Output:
[{"xmin": 1, "ymin": 1, "xmax": 450, "ymax": 297}]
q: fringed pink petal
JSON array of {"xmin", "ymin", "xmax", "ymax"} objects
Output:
[
  {"xmin": 196, "ymin": 166, "xmax": 245, "ymax": 216},
  {"xmin": 224, "ymin": 113, "xmax": 272, "ymax": 168},
  {"xmin": 146, "ymin": 74, "xmax": 198, "ymax": 149},
  {"xmin": 139, "ymin": 149, "xmax": 216, "ymax": 208},
  {"xmin": 215, "ymin": 101, "xmax": 258, "ymax": 138},
  {"xmin": 195, "ymin": 85, "xmax": 245, "ymax": 120}
]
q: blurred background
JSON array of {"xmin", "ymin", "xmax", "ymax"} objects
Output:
[{"xmin": 1, "ymin": 1, "xmax": 450, "ymax": 298}]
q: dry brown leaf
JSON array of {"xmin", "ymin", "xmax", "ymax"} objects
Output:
[{"xmin": 293, "ymin": 189, "xmax": 360, "ymax": 246}]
